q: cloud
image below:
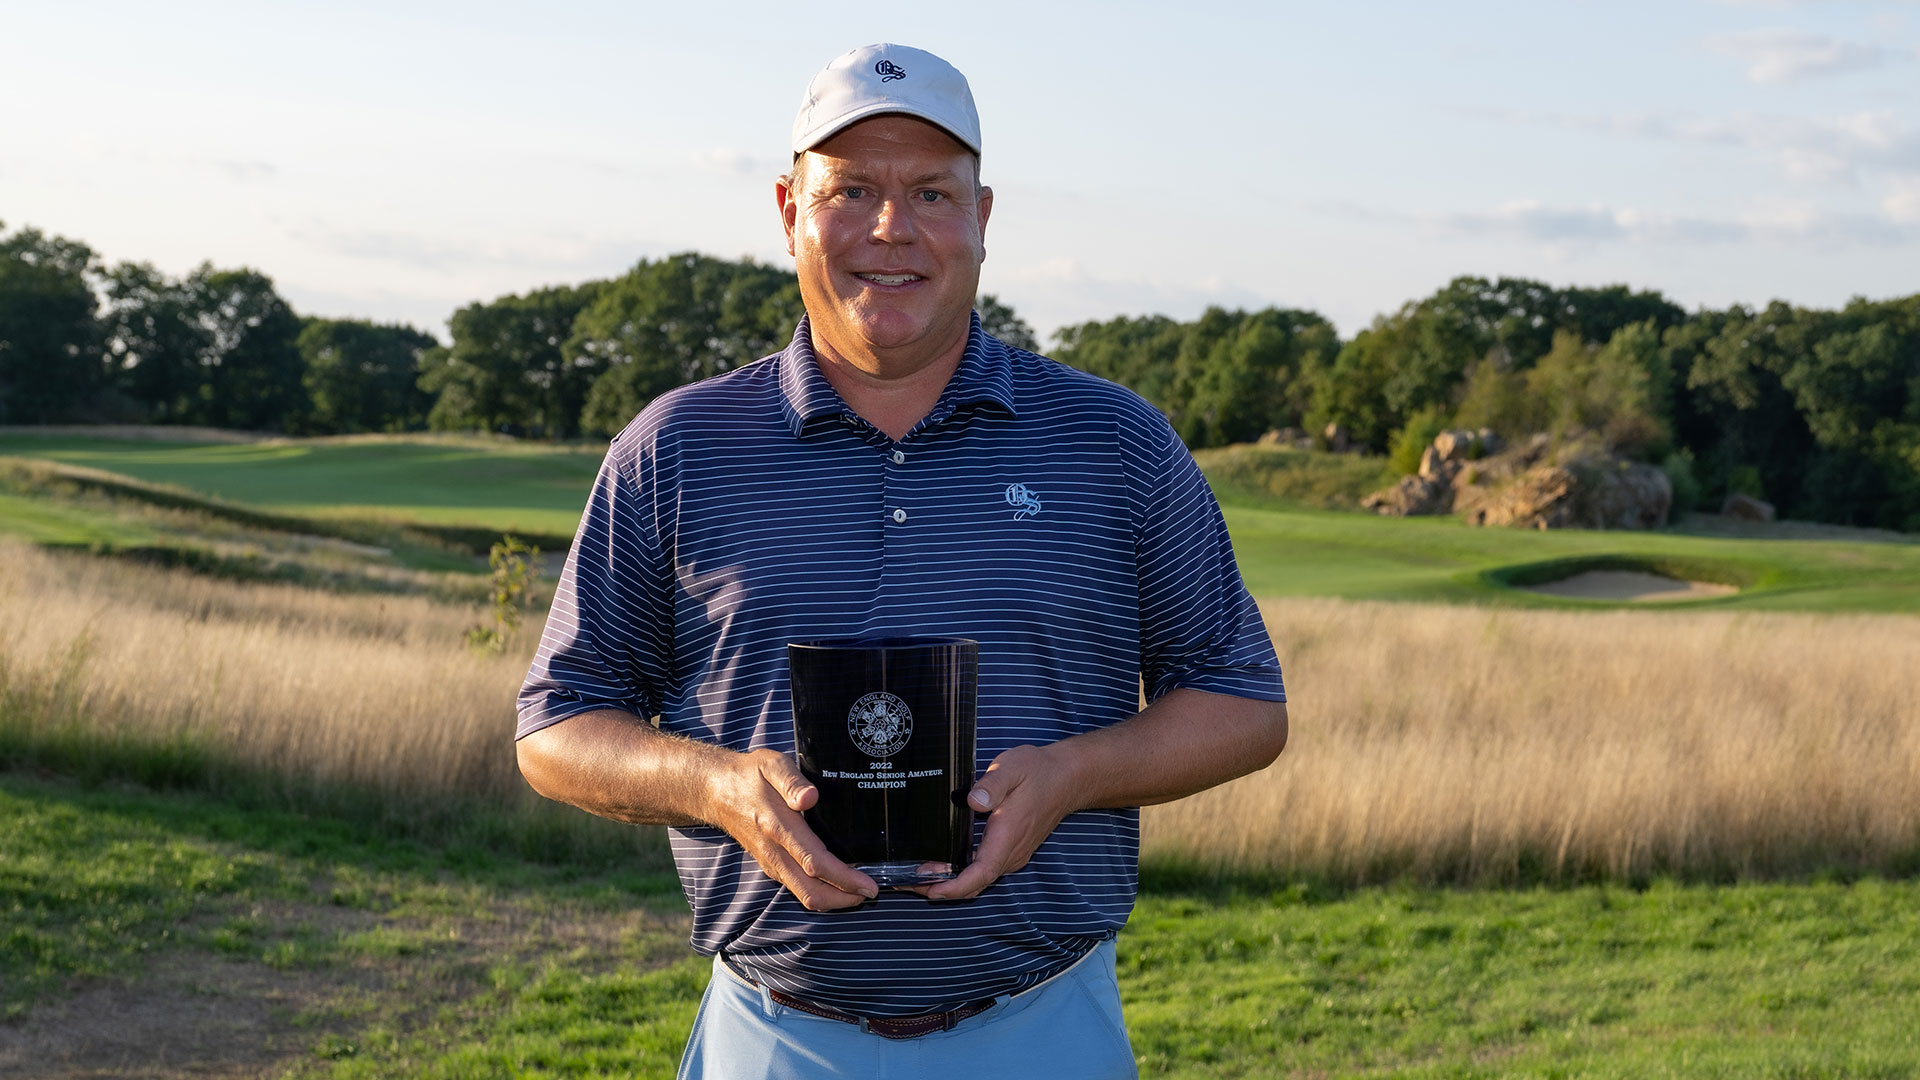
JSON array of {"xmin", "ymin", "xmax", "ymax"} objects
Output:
[
  {"xmin": 1467, "ymin": 106, "xmax": 1920, "ymax": 187},
  {"xmin": 206, "ymin": 158, "xmax": 277, "ymax": 181},
  {"xmin": 1705, "ymin": 28, "xmax": 1892, "ymax": 83},
  {"xmin": 1324, "ymin": 198, "xmax": 1917, "ymax": 252},
  {"xmin": 687, "ymin": 148, "xmax": 780, "ymax": 177},
  {"xmin": 989, "ymin": 257, "xmax": 1278, "ymax": 338},
  {"xmin": 1886, "ymin": 177, "xmax": 1920, "ymax": 223},
  {"xmin": 286, "ymin": 223, "xmax": 646, "ymax": 277},
  {"xmin": 1434, "ymin": 201, "xmax": 1748, "ymax": 246}
]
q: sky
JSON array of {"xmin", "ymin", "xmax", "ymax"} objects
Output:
[{"xmin": 4, "ymin": 0, "xmax": 1918, "ymax": 344}]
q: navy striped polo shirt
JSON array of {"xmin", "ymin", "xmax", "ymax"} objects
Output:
[{"xmin": 518, "ymin": 313, "xmax": 1284, "ymax": 1017}]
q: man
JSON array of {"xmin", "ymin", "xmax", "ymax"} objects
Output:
[{"xmin": 516, "ymin": 43, "xmax": 1287, "ymax": 1078}]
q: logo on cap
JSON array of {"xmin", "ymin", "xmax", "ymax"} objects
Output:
[{"xmin": 874, "ymin": 59, "xmax": 907, "ymax": 82}]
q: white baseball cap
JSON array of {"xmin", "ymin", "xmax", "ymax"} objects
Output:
[{"xmin": 792, "ymin": 43, "xmax": 982, "ymax": 156}]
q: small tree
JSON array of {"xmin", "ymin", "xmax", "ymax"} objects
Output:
[{"xmin": 466, "ymin": 535, "xmax": 541, "ymax": 653}]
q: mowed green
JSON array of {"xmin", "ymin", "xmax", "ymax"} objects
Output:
[
  {"xmin": 0, "ymin": 491, "xmax": 153, "ymax": 548},
  {"xmin": 0, "ymin": 435, "xmax": 603, "ymax": 537},
  {"xmin": 1220, "ymin": 501, "xmax": 1920, "ymax": 612},
  {"xmin": 5, "ymin": 431, "xmax": 1920, "ymax": 611},
  {"xmin": 6, "ymin": 774, "xmax": 1918, "ymax": 1078}
]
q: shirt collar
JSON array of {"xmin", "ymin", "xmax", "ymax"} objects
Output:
[{"xmin": 777, "ymin": 312, "xmax": 1019, "ymax": 439}]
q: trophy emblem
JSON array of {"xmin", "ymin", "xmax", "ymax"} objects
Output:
[{"xmin": 848, "ymin": 692, "xmax": 913, "ymax": 757}]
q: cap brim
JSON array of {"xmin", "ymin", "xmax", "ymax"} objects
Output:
[{"xmin": 793, "ymin": 101, "xmax": 980, "ymax": 156}]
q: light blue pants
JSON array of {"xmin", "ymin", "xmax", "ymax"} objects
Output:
[{"xmin": 676, "ymin": 939, "xmax": 1137, "ymax": 1079}]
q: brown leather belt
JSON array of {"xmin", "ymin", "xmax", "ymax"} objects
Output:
[
  {"xmin": 725, "ymin": 961, "xmax": 997, "ymax": 1040},
  {"xmin": 767, "ymin": 987, "xmax": 997, "ymax": 1040}
]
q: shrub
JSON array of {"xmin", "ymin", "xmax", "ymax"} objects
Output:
[
  {"xmin": 1663, "ymin": 449, "xmax": 1702, "ymax": 515},
  {"xmin": 1388, "ymin": 407, "xmax": 1450, "ymax": 476}
]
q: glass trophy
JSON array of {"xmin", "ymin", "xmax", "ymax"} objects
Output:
[{"xmin": 787, "ymin": 636, "xmax": 978, "ymax": 887}]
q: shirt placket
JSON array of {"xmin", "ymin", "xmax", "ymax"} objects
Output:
[
  {"xmin": 878, "ymin": 402, "xmax": 964, "ymax": 618},
  {"xmin": 879, "ymin": 434, "xmax": 913, "ymax": 608}
]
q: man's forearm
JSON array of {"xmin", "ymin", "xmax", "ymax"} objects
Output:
[
  {"xmin": 923, "ymin": 687, "xmax": 1288, "ymax": 899},
  {"xmin": 1053, "ymin": 687, "xmax": 1289, "ymax": 812},
  {"xmin": 516, "ymin": 708, "xmax": 728, "ymax": 827},
  {"xmin": 517, "ymin": 708, "xmax": 881, "ymax": 907}
]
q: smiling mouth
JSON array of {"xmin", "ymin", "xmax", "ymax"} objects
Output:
[{"xmin": 856, "ymin": 273, "xmax": 923, "ymax": 286}]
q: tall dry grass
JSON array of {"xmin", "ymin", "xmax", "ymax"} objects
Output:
[
  {"xmin": 5, "ymin": 537, "xmax": 1918, "ymax": 883},
  {"xmin": 1145, "ymin": 598, "xmax": 1920, "ymax": 884},
  {"xmin": 0, "ymin": 539, "xmax": 650, "ymax": 862}
]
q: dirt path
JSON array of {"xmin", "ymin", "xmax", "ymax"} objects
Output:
[{"xmin": 0, "ymin": 894, "xmax": 689, "ymax": 1080}]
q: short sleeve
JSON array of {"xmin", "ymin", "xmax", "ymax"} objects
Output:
[
  {"xmin": 1131, "ymin": 417, "xmax": 1286, "ymax": 706},
  {"xmin": 516, "ymin": 442, "xmax": 675, "ymax": 740}
]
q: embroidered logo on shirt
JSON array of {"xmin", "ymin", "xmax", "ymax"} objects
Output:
[
  {"xmin": 1005, "ymin": 483, "xmax": 1042, "ymax": 520},
  {"xmin": 874, "ymin": 60, "xmax": 907, "ymax": 82},
  {"xmin": 848, "ymin": 692, "xmax": 913, "ymax": 757}
]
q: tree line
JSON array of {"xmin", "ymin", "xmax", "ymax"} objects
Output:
[
  {"xmin": 1054, "ymin": 278, "xmax": 1920, "ymax": 530},
  {"xmin": 4, "ymin": 219, "xmax": 1916, "ymax": 529},
  {"xmin": 0, "ymin": 220, "xmax": 1037, "ymax": 442}
]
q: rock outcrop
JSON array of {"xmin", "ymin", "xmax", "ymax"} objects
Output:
[
  {"xmin": 1456, "ymin": 466, "xmax": 1578, "ymax": 529},
  {"xmin": 1367, "ymin": 431, "xmax": 1671, "ymax": 530},
  {"xmin": 1361, "ymin": 474, "xmax": 1454, "ymax": 516},
  {"xmin": 1720, "ymin": 493, "xmax": 1776, "ymax": 523}
]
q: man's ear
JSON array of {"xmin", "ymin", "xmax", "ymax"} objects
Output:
[
  {"xmin": 776, "ymin": 172, "xmax": 800, "ymax": 257},
  {"xmin": 976, "ymin": 185, "xmax": 993, "ymax": 257}
]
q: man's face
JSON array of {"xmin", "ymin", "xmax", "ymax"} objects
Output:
[{"xmin": 778, "ymin": 115, "xmax": 992, "ymax": 371}]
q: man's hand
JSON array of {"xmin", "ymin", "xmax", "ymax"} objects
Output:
[
  {"xmin": 911, "ymin": 689, "xmax": 1288, "ymax": 902},
  {"xmin": 706, "ymin": 748, "xmax": 879, "ymax": 911},
  {"xmin": 517, "ymin": 711, "xmax": 877, "ymax": 911},
  {"xmin": 916, "ymin": 743, "xmax": 1078, "ymax": 901}
]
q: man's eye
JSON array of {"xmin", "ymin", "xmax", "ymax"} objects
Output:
[
  {"xmin": 843, "ymin": 187, "xmax": 866, "ymax": 199},
  {"xmin": 917, "ymin": 190, "xmax": 944, "ymax": 203}
]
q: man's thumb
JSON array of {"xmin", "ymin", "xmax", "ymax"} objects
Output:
[
  {"xmin": 761, "ymin": 755, "xmax": 817, "ymax": 811},
  {"xmin": 967, "ymin": 772, "xmax": 1011, "ymax": 812}
]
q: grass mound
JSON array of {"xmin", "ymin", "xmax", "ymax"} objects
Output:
[
  {"xmin": 1192, "ymin": 443, "xmax": 1396, "ymax": 510},
  {"xmin": 0, "ymin": 455, "xmax": 570, "ymax": 557},
  {"xmin": 0, "ymin": 431, "xmax": 598, "ymax": 542}
]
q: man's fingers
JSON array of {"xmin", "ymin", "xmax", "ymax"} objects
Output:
[
  {"xmin": 755, "ymin": 844, "xmax": 870, "ymax": 911},
  {"xmin": 727, "ymin": 750, "xmax": 876, "ymax": 901},
  {"xmin": 756, "ymin": 800, "xmax": 878, "ymax": 899},
  {"xmin": 924, "ymin": 818, "xmax": 1023, "ymax": 900},
  {"xmin": 787, "ymin": 838, "xmax": 879, "ymax": 900},
  {"xmin": 923, "ymin": 856, "xmax": 1001, "ymax": 900}
]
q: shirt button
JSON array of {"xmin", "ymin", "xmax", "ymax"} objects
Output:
[
  {"xmin": 891, "ymin": 508, "xmax": 907, "ymax": 524},
  {"xmin": 892, "ymin": 450, "xmax": 906, "ymax": 464}
]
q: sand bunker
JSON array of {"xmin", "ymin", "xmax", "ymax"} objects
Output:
[{"xmin": 1521, "ymin": 570, "xmax": 1737, "ymax": 602}]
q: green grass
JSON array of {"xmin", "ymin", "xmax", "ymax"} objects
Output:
[
  {"xmin": 6, "ymin": 430, "xmax": 1919, "ymax": 612},
  {"xmin": 0, "ymin": 455, "xmax": 520, "ymax": 584},
  {"xmin": 1194, "ymin": 443, "xmax": 1400, "ymax": 511},
  {"xmin": 0, "ymin": 435, "xmax": 601, "ymax": 540},
  {"xmin": 1222, "ymin": 501, "xmax": 1920, "ymax": 612},
  {"xmin": 1126, "ymin": 881, "xmax": 1920, "ymax": 1078},
  {"xmin": 0, "ymin": 771, "xmax": 694, "ymax": 1076},
  {"xmin": 8, "ymin": 773, "xmax": 1919, "ymax": 1078},
  {"xmin": 0, "ymin": 491, "xmax": 156, "ymax": 548}
]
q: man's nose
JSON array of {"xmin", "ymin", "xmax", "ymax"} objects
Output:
[{"xmin": 869, "ymin": 196, "xmax": 916, "ymax": 243}]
